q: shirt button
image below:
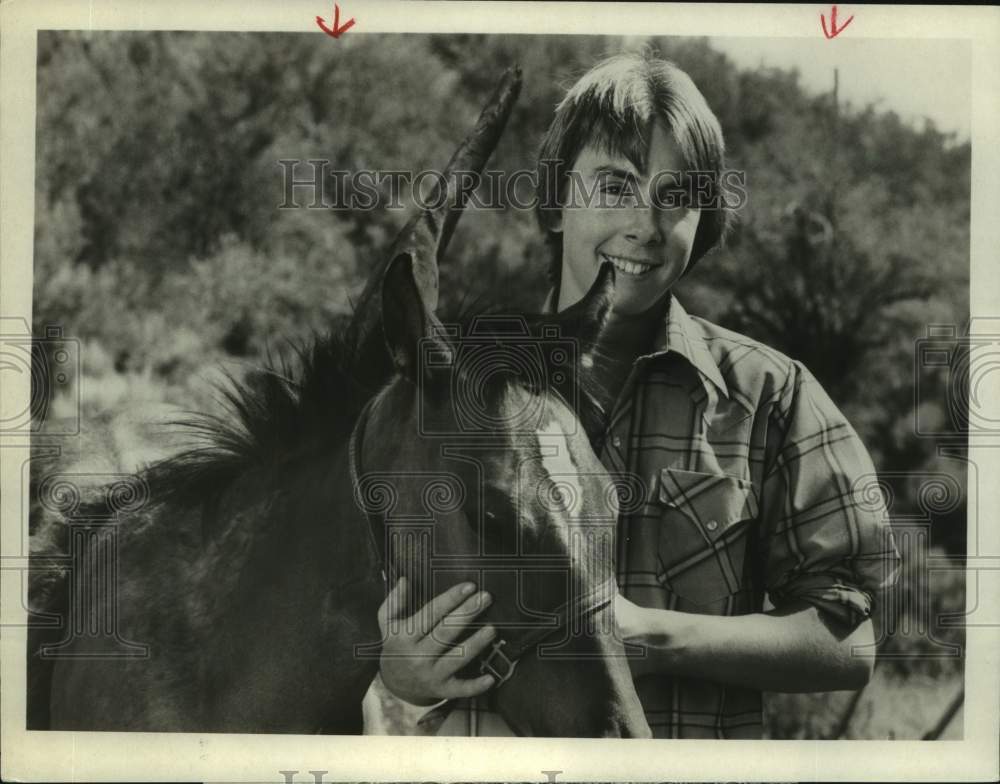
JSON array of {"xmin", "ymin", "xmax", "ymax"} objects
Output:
[
  {"xmin": 706, "ymin": 519, "xmax": 719, "ymax": 531},
  {"xmin": 612, "ymin": 435, "xmax": 622, "ymax": 448}
]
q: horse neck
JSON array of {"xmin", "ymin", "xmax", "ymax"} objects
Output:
[
  {"xmin": 191, "ymin": 434, "xmax": 383, "ymax": 732},
  {"xmin": 296, "ymin": 435, "xmax": 381, "ymax": 578}
]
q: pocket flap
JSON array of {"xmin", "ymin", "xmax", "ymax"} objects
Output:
[{"xmin": 658, "ymin": 467, "xmax": 759, "ymax": 538}]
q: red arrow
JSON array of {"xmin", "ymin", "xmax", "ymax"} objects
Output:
[
  {"xmin": 821, "ymin": 5, "xmax": 853, "ymax": 39},
  {"xmin": 316, "ymin": 3, "xmax": 355, "ymax": 38}
]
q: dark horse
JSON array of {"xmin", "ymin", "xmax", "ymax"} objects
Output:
[{"xmin": 27, "ymin": 69, "xmax": 650, "ymax": 738}]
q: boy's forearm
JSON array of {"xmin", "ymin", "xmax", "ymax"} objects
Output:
[{"xmin": 626, "ymin": 601, "xmax": 875, "ymax": 693}]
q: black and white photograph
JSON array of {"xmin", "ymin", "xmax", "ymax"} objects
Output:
[{"xmin": 2, "ymin": 2, "xmax": 998, "ymax": 781}]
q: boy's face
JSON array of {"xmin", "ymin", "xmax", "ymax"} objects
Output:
[{"xmin": 556, "ymin": 122, "xmax": 700, "ymax": 315}]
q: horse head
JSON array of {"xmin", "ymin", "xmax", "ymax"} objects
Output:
[{"xmin": 356, "ymin": 255, "xmax": 647, "ymax": 737}]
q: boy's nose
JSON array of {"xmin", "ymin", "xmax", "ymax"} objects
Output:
[{"xmin": 624, "ymin": 204, "xmax": 664, "ymax": 246}]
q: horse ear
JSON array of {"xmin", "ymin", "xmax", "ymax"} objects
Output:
[
  {"xmin": 574, "ymin": 261, "xmax": 616, "ymax": 356},
  {"xmin": 342, "ymin": 68, "xmax": 521, "ymax": 393},
  {"xmin": 381, "ymin": 254, "xmax": 452, "ymax": 382}
]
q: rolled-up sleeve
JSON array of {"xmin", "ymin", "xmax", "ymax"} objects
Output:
[{"xmin": 760, "ymin": 361, "xmax": 900, "ymax": 625}]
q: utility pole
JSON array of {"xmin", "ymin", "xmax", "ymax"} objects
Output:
[
  {"xmin": 828, "ymin": 66, "xmax": 840, "ymax": 231},
  {"xmin": 833, "ymin": 67, "xmax": 840, "ymax": 133}
]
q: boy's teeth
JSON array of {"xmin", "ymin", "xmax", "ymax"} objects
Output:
[{"xmin": 602, "ymin": 254, "xmax": 652, "ymax": 276}]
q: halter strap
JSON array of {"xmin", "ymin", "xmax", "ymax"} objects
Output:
[
  {"xmin": 348, "ymin": 398, "xmax": 619, "ymax": 688},
  {"xmin": 478, "ymin": 574, "xmax": 619, "ymax": 686}
]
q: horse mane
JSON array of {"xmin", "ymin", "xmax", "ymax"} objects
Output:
[{"xmin": 144, "ymin": 323, "xmax": 370, "ymax": 509}]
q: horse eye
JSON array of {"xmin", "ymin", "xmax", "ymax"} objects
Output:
[
  {"xmin": 481, "ymin": 487, "xmax": 511, "ymax": 524},
  {"xmin": 477, "ymin": 487, "xmax": 517, "ymax": 550},
  {"xmin": 463, "ymin": 486, "xmax": 504, "ymax": 530}
]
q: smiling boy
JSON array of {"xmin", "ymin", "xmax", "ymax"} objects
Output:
[{"xmin": 370, "ymin": 52, "xmax": 898, "ymax": 738}]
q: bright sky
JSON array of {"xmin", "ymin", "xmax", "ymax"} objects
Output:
[{"xmin": 708, "ymin": 36, "xmax": 971, "ymax": 141}]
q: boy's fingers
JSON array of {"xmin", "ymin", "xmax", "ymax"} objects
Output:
[
  {"xmin": 423, "ymin": 592, "xmax": 493, "ymax": 651},
  {"xmin": 413, "ymin": 582, "xmax": 478, "ymax": 637},
  {"xmin": 378, "ymin": 576, "xmax": 409, "ymax": 629},
  {"xmin": 434, "ymin": 624, "xmax": 497, "ymax": 674},
  {"xmin": 442, "ymin": 673, "xmax": 497, "ymax": 700}
]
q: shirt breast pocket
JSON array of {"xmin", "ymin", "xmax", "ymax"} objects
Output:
[{"xmin": 655, "ymin": 467, "xmax": 760, "ymax": 606}]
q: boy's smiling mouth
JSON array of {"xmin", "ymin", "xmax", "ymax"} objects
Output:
[{"xmin": 600, "ymin": 252, "xmax": 656, "ymax": 277}]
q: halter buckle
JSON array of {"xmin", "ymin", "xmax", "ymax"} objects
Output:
[{"xmin": 480, "ymin": 638, "xmax": 517, "ymax": 685}]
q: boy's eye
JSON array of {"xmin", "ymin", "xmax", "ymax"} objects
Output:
[
  {"xmin": 652, "ymin": 174, "xmax": 690, "ymax": 207},
  {"xmin": 598, "ymin": 175, "xmax": 639, "ymax": 205},
  {"xmin": 655, "ymin": 185, "xmax": 688, "ymax": 208}
]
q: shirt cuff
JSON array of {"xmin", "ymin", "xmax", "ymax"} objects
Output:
[
  {"xmin": 769, "ymin": 573, "xmax": 875, "ymax": 626},
  {"xmin": 375, "ymin": 672, "xmax": 451, "ymax": 726}
]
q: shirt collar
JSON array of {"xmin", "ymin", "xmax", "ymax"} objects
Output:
[
  {"xmin": 652, "ymin": 295, "xmax": 729, "ymax": 399},
  {"xmin": 542, "ymin": 288, "xmax": 729, "ymax": 399}
]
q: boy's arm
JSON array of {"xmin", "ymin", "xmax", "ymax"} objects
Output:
[
  {"xmin": 619, "ymin": 361, "xmax": 898, "ymax": 693},
  {"xmin": 616, "ymin": 595, "xmax": 875, "ymax": 692}
]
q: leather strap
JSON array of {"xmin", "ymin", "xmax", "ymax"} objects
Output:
[{"xmin": 478, "ymin": 575, "xmax": 619, "ymax": 686}]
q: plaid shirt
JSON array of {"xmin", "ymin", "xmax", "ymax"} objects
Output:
[{"xmin": 374, "ymin": 294, "xmax": 899, "ymax": 738}]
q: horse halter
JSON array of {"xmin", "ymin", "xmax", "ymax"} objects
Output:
[
  {"xmin": 348, "ymin": 395, "xmax": 619, "ymax": 688},
  {"xmin": 472, "ymin": 573, "xmax": 617, "ymax": 686}
]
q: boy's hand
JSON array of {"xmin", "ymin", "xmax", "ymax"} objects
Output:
[{"xmin": 377, "ymin": 576, "xmax": 497, "ymax": 705}]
